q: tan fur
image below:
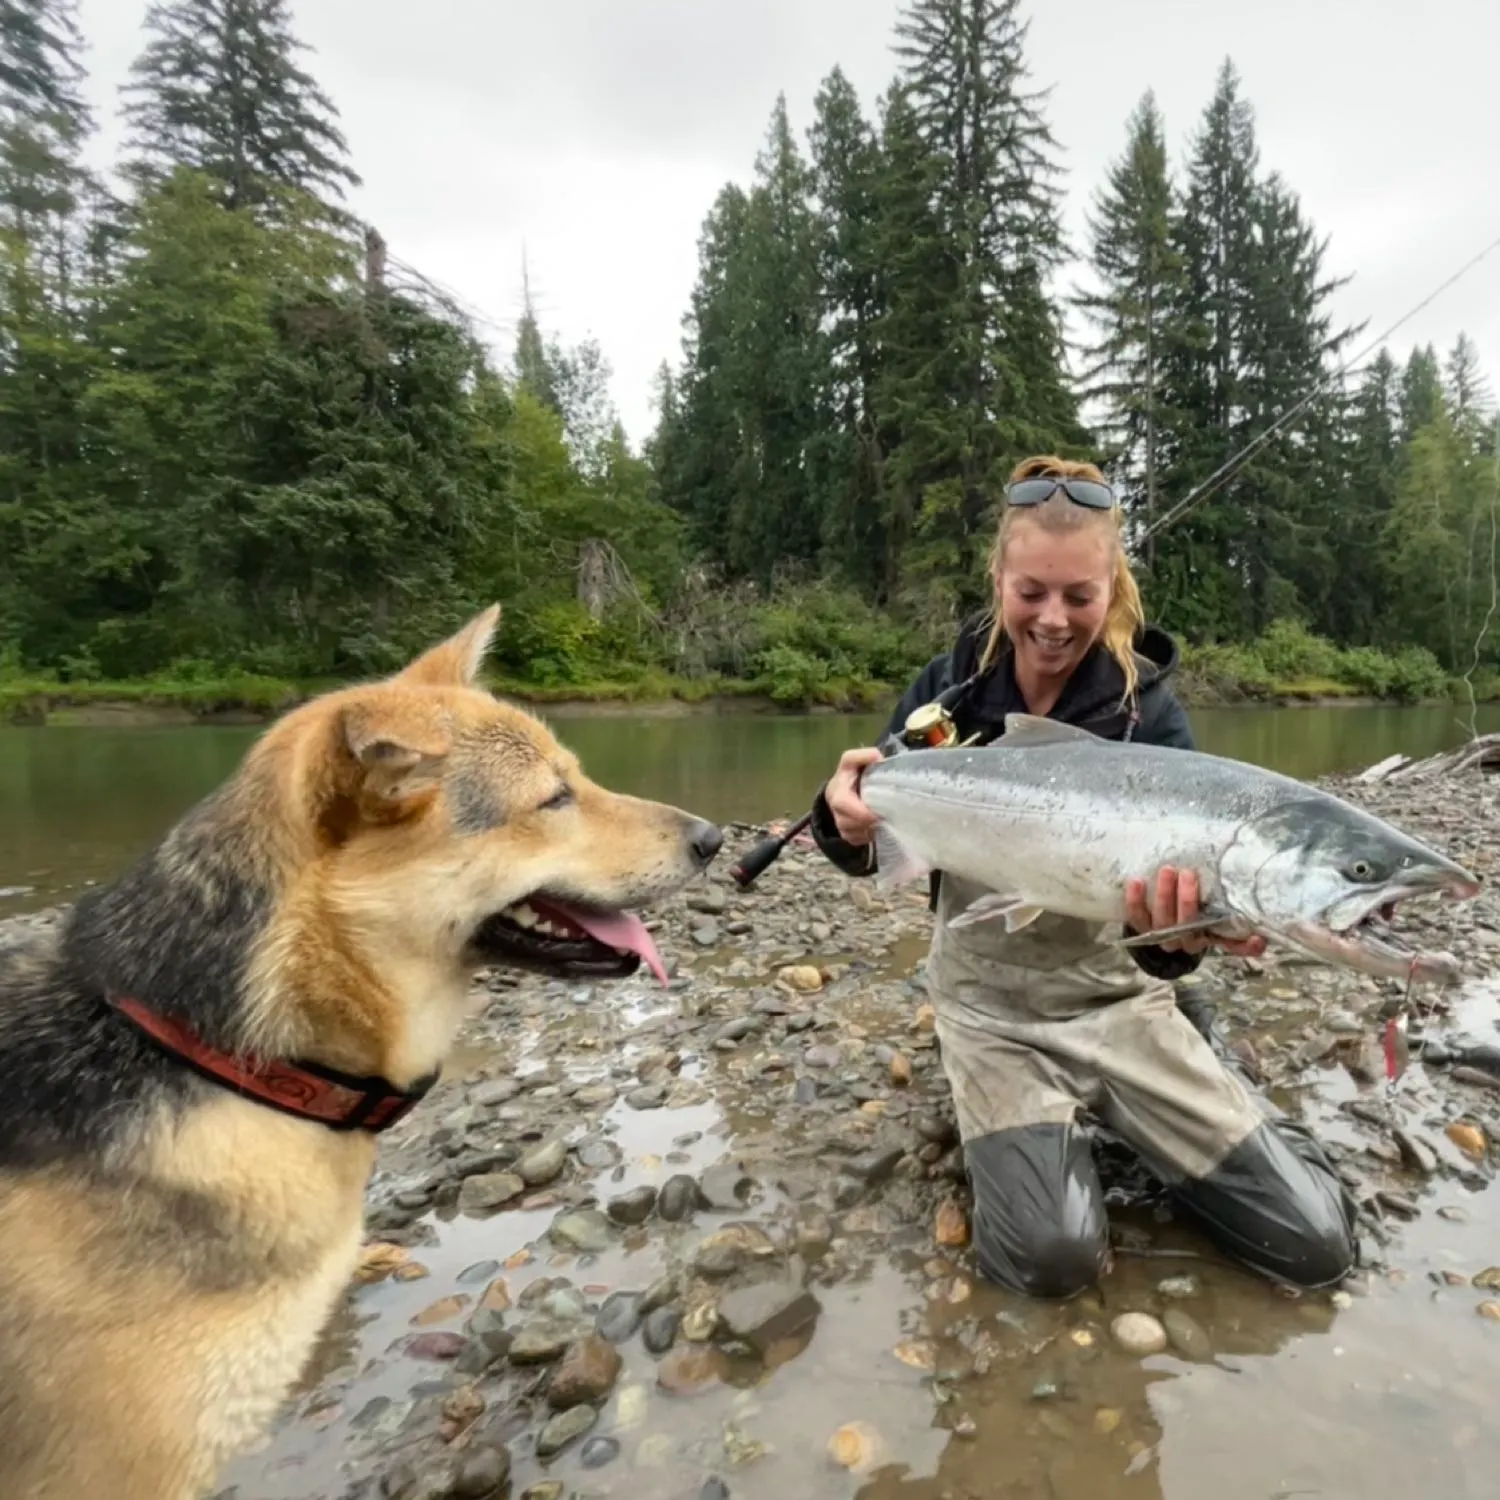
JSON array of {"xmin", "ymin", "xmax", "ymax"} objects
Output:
[{"xmin": 0, "ymin": 605, "xmax": 719, "ymax": 1499}]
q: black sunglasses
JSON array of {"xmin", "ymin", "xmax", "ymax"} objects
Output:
[{"xmin": 1005, "ymin": 477, "xmax": 1116, "ymax": 510}]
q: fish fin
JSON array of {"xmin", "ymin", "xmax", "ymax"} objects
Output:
[
  {"xmin": 1001, "ymin": 713, "xmax": 1100, "ymax": 747},
  {"xmin": 1115, "ymin": 909, "xmax": 1234, "ymax": 948},
  {"xmin": 872, "ymin": 824, "xmax": 931, "ymax": 890},
  {"xmin": 948, "ymin": 893, "xmax": 1045, "ymax": 932}
]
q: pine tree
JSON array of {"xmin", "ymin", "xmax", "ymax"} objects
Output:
[
  {"xmin": 807, "ymin": 66, "xmax": 887, "ymax": 596},
  {"xmin": 1073, "ymin": 90, "xmax": 1181, "ymax": 566},
  {"xmin": 1444, "ymin": 331, "xmax": 1494, "ymax": 449},
  {"xmin": 1397, "ymin": 344, "xmax": 1443, "ymax": 445},
  {"xmin": 1330, "ymin": 350, "xmax": 1399, "ymax": 644},
  {"xmin": 887, "ymin": 0, "xmax": 1084, "ymax": 612},
  {"xmin": 121, "ymin": 0, "xmax": 360, "ymax": 216}
]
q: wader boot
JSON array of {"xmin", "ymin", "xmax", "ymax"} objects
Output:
[{"xmin": 926, "ymin": 874, "xmax": 1359, "ymax": 1299}]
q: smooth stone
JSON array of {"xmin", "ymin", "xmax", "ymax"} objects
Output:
[
  {"xmin": 715, "ymin": 1282, "xmax": 821, "ymax": 1355},
  {"xmin": 803, "ymin": 1046, "xmax": 841, "ymax": 1069},
  {"xmin": 626, "ymin": 1084, "xmax": 668, "ymax": 1110},
  {"xmin": 657, "ymin": 1174, "xmax": 702, "ymax": 1222},
  {"xmin": 607, "ymin": 1185, "xmax": 658, "ymax": 1226},
  {"xmin": 548, "ymin": 1335, "xmax": 623, "ymax": 1409},
  {"xmin": 517, "ymin": 1140, "xmax": 568, "ymax": 1186},
  {"xmin": 457, "ymin": 1173, "xmax": 525, "ymax": 1215},
  {"xmin": 640, "ymin": 1273, "xmax": 681, "ymax": 1315},
  {"xmin": 535, "ymin": 1404, "xmax": 597, "ymax": 1458},
  {"xmin": 656, "ymin": 1345, "xmax": 723, "ymax": 1396},
  {"xmin": 1162, "ymin": 1308, "xmax": 1213, "ymax": 1362},
  {"xmin": 698, "ymin": 1163, "xmax": 756, "ymax": 1211},
  {"xmin": 1111, "ymin": 1313, "xmax": 1168, "ymax": 1357},
  {"xmin": 473, "ymin": 1079, "xmax": 521, "ymax": 1107},
  {"xmin": 579, "ymin": 1436, "xmax": 621, "ymax": 1470},
  {"xmin": 690, "ymin": 887, "xmax": 729, "ymax": 914},
  {"xmin": 693, "ymin": 1224, "xmax": 778, "ymax": 1278},
  {"xmin": 453, "ymin": 1445, "xmax": 511, "ymax": 1497},
  {"xmin": 642, "ymin": 1305, "xmax": 681, "ymax": 1354},
  {"xmin": 1392, "ymin": 1128, "xmax": 1438, "ymax": 1175},
  {"xmin": 577, "ymin": 1139, "xmax": 622, "ymax": 1169},
  {"xmin": 457, "ymin": 1260, "xmax": 502, "ymax": 1285},
  {"xmin": 847, "ymin": 1146, "xmax": 904, "ymax": 1185},
  {"xmin": 692, "ymin": 921, "xmax": 720, "ymax": 947},
  {"xmin": 700, "ymin": 1480, "xmax": 731, "ymax": 1500},
  {"xmin": 572, "ymin": 1083, "xmax": 617, "ymax": 1107},
  {"xmin": 549, "ymin": 1210, "xmax": 613, "ymax": 1254},
  {"xmin": 507, "ymin": 1321, "xmax": 575, "ymax": 1365},
  {"xmin": 595, "ymin": 1292, "xmax": 643, "ymax": 1344},
  {"xmin": 716, "ymin": 1016, "xmax": 760, "ymax": 1044}
]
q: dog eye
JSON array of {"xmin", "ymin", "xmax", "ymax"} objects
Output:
[{"xmin": 538, "ymin": 787, "xmax": 574, "ymax": 812}]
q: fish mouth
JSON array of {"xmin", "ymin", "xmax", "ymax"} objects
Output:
[
  {"xmin": 1285, "ymin": 876, "xmax": 1478, "ymax": 985},
  {"xmin": 469, "ymin": 895, "xmax": 668, "ymax": 986}
]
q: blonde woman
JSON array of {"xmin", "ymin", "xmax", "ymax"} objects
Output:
[{"xmin": 812, "ymin": 456, "xmax": 1357, "ymax": 1297}]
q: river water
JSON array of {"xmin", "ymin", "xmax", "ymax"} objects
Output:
[{"xmin": 1, "ymin": 701, "xmax": 1497, "ymax": 913}]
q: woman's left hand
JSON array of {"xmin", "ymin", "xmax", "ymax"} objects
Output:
[{"xmin": 1124, "ymin": 866, "xmax": 1267, "ymax": 957}]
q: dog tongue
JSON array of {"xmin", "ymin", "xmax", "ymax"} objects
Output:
[{"xmin": 547, "ymin": 902, "xmax": 669, "ymax": 987}]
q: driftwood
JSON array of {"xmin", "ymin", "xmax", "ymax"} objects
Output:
[{"xmin": 1358, "ymin": 733, "xmax": 1500, "ymax": 784}]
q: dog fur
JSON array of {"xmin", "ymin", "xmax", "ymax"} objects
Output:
[{"xmin": 0, "ymin": 605, "xmax": 722, "ymax": 1499}]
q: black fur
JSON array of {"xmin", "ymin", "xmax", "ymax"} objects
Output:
[
  {"xmin": 0, "ymin": 778, "xmax": 278, "ymax": 1172},
  {"xmin": 448, "ymin": 763, "xmax": 504, "ymax": 833}
]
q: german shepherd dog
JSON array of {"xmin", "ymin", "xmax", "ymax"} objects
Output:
[{"xmin": 0, "ymin": 606, "xmax": 723, "ymax": 1500}]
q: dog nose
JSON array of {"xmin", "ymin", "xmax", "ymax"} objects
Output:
[{"xmin": 688, "ymin": 819, "xmax": 724, "ymax": 866}]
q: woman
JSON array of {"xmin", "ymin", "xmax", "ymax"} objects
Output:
[{"xmin": 812, "ymin": 456, "xmax": 1358, "ymax": 1298}]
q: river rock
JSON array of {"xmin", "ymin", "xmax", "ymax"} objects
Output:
[
  {"xmin": 642, "ymin": 1305, "xmax": 681, "ymax": 1354},
  {"xmin": 577, "ymin": 1139, "xmax": 622, "ymax": 1170},
  {"xmin": 626, "ymin": 1084, "xmax": 668, "ymax": 1110},
  {"xmin": 690, "ymin": 887, "xmax": 728, "ymax": 915},
  {"xmin": 535, "ymin": 1404, "xmax": 597, "ymax": 1458},
  {"xmin": 508, "ymin": 1320, "xmax": 576, "ymax": 1366},
  {"xmin": 803, "ymin": 1045, "xmax": 841, "ymax": 1069},
  {"xmin": 457, "ymin": 1172, "xmax": 525, "ymax": 1215},
  {"xmin": 547, "ymin": 1335, "xmax": 622, "ymax": 1409},
  {"xmin": 657, "ymin": 1174, "xmax": 702, "ymax": 1222},
  {"xmin": 847, "ymin": 1146, "xmax": 904, "ymax": 1185},
  {"xmin": 715, "ymin": 1281, "xmax": 821, "ymax": 1355},
  {"xmin": 1111, "ymin": 1313, "xmax": 1168, "ymax": 1357},
  {"xmin": 715, "ymin": 1016, "xmax": 760, "ymax": 1045},
  {"xmin": 473, "ymin": 1078, "xmax": 521, "ymax": 1108},
  {"xmin": 779, "ymin": 965, "xmax": 824, "ymax": 992},
  {"xmin": 607, "ymin": 1185, "xmax": 658, "ymax": 1225},
  {"xmin": 699, "ymin": 1163, "xmax": 756, "ymax": 1210},
  {"xmin": 517, "ymin": 1140, "xmax": 567, "ymax": 1186},
  {"xmin": 549, "ymin": 1209, "xmax": 613, "ymax": 1253},
  {"xmin": 1393, "ymin": 1128, "xmax": 1438, "ymax": 1175},
  {"xmin": 453, "ymin": 1446, "xmax": 511, "ymax": 1498},
  {"xmin": 595, "ymin": 1292, "xmax": 642, "ymax": 1344},
  {"xmin": 640, "ymin": 1272, "xmax": 681, "ymax": 1315},
  {"xmin": 1157, "ymin": 1275, "xmax": 1199, "ymax": 1300},
  {"xmin": 656, "ymin": 1345, "xmax": 724, "ymax": 1396},
  {"xmin": 404, "ymin": 1331, "xmax": 469, "ymax": 1362},
  {"xmin": 693, "ymin": 1223, "xmax": 778, "ymax": 1277},
  {"xmin": 692, "ymin": 921, "xmax": 720, "ymax": 947},
  {"xmin": 580, "ymin": 1436, "xmax": 621, "ymax": 1470},
  {"xmin": 1162, "ymin": 1308, "xmax": 1213, "ymax": 1362}
]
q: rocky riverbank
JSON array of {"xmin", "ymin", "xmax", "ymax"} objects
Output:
[{"xmin": 7, "ymin": 764, "xmax": 1500, "ymax": 1500}]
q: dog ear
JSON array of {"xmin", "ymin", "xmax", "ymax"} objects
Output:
[
  {"xmin": 397, "ymin": 605, "xmax": 501, "ymax": 688},
  {"xmin": 340, "ymin": 707, "xmax": 451, "ymax": 819}
]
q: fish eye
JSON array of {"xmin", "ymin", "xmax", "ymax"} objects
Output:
[{"xmin": 1347, "ymin": 859, "xmax": 1379, "ymax": 882}]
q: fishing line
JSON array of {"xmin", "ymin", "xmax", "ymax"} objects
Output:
[{"xmin": 1143, "ymin": 227, "xmax": 1500, "ymax": 543}]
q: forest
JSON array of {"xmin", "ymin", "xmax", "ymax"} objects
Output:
[{"xmin": 1, "ymin": 0, "xmax": 1497, "ymax": 715}]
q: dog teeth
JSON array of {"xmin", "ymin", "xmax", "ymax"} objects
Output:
[{"xmin": 509, "ymin": 903, "xmax": 539, "ymax": 929}]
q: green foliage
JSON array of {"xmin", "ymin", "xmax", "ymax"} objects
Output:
[{"xmin": 0, "ymin": 0, "xmax": 1495, "ymax": 719}]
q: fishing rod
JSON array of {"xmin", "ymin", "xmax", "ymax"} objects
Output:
[{"xmin": 729, "ymin": 674, "xmax": 981, "ymax": 888}]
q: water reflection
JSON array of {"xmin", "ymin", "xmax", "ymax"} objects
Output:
[{"xmin": 4, "ymin": 702, "xmax": 1499, "ymax": 913}]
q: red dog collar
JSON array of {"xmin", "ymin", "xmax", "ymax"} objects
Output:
[{"xmin": 106, "ymin": 992, "xmax": 437, "ymax": 1133}]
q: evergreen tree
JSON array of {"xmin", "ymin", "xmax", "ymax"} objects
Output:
[
  {"xmin": 121, "ymin": 0, "xmax": 360, "ymax": 217},
  {"xmin": 1073, "ymin": 89, "xmax": 1180, "ymax": 566},
  {"xmin": 888, "ymin": 0, "xmax": 1084, "ymax": 611},
  {"xmin": 1331, "ymin": 349, "xmax": 1399, "ymax": 644},
  {"xmin": 1397, "ymin": 344, "xmax": 1443, "ymax": 445},
  {"xmin": 807, "ymin": 66, "xmax": 887, "ymax": 596}
]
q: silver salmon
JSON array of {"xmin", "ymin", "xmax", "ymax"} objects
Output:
[{"xmin": 859, "ymin": 714, "xmax": 1480, "ymax": 985}]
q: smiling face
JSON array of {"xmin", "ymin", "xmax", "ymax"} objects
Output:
[{"xmin": 996, "ymin": 517, "xmax": 1115, "ymax": 684}]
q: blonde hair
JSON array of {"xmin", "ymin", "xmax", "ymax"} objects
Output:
[{"xmin": 978, "ymin": 455, "xmax": 1145, "ymax": 701}]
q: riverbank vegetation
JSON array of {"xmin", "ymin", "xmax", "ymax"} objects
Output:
[{"xmin": 1, "ymin": 0, "xmax": 1497, "ymax": 716}]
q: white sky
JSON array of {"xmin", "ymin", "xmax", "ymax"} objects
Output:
[{"xmin": 79, "ymin": 0, "xmax": 1500, "ymax": 448}]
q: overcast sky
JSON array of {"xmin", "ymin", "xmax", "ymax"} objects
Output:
[{"xmin": 78, "ymin": 0, "xmax": 1500, "ymax": 448}]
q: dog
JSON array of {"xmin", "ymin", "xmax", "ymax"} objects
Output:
[{"xmin": 0, "ymin": 605, "xmax": 723, "ymax": 1500}]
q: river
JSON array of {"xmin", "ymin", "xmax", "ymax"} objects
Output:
[{"xmin": 2, "ymin": 701, "xmax": 1498, "ymax": 913}]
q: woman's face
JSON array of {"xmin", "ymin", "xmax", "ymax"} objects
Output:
[{"xmin": 997, "ymin": 519, "xmax": 1114, "ymax": 683}]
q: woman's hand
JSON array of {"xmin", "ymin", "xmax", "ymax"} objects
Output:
[
  {"xmin": 826, "ymin": 747, "xmax": 885, "ymax": 846},
  {"xmin": 1124, "ymin": 866, "xmax": 1267, "ymax": 957}
]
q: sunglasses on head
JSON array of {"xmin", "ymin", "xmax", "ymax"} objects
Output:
[{"xmin": 1005, "ymin": 476, "xmax": 1117, "ymax": 511}]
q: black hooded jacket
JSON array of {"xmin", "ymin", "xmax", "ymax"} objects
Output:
[{"xmin": 809, "ymin": 614, "xmax": 1203, "ymax": 981}]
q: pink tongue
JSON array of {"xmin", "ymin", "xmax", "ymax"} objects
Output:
[{"xmin": 543, "ymin": 901, "xmax": 669, "ymax": 987}]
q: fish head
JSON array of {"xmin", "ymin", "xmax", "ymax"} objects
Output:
[{"xmin": 1224, "ymin": 797, "xmax": 1480, "ymax": 983}]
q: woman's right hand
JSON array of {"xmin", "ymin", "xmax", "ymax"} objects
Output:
[{"xmin": 826, "ymin": 746, "xmax": 885, "ymax": 846}]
